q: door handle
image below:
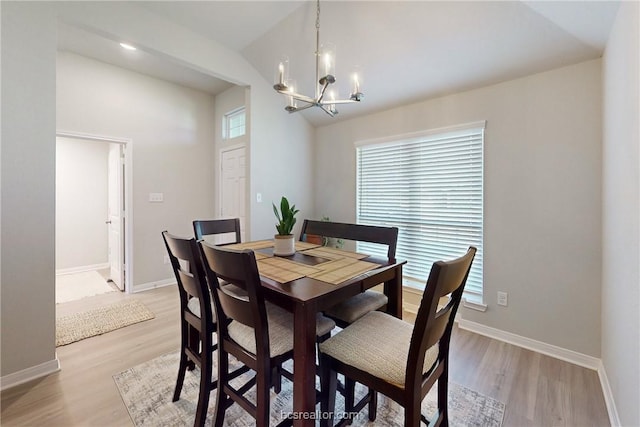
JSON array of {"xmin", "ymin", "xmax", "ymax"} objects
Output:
[{"xmin": 105, "ymin": 220, "xmax": 112, "ymax": 224}]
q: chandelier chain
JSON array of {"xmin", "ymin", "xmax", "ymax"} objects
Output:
[{"xmin": 316, "ymin": 0, "xmax": 320, "ymax": 30}]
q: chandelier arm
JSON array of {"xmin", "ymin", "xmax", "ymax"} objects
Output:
[
  {"xmin": 319, "ymin": 104, "xmax": 336, "ymax": 117},
  {"xmin": 321, "ymin": 99, "xmax": 359, "ymax": 105},
  {"xmin": 287, "ymin": 92, "xmax": 318, "ymax": 104},
  {"xmin": 317, "ymin": 79, "xmax": 330, "ymax": 103},
  {"xmin": 287, "ymin": 103, "xmax": 315, "ymax": 113}
]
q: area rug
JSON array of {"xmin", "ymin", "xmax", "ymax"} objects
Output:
[
  {"xmin": 56, "ymin": 300, "xmax": 155, "ymax": 346},
  {"xmin": 56, "ymin": 270, "xmax": 116, "ymax": 304},
  {"xmin": 114, "ymin": 352, "xmax": 505, "ymax": 426}
]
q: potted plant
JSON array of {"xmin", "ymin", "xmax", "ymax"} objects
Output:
[{"xmin": 272, "ymin": 196, "xmax": 299, "ymax": 256}]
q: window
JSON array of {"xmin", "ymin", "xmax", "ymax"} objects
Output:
[
  {"xmin": 356, "ymin": 122, "xmax": 485, "ymax": 303},
  {"xmin": 223, "ymin": 107, "xmax": 246, "ymax": 139}
]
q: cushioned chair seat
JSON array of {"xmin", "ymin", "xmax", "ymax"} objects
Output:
[
  {"xmin": 229, "ymin": 303, "xmax": 336, "ymax": 358},
  {"xmin": 319, "ymin": 311, "xmax": 438, "ymax": 389},
  {"xmin": 324, "ymin": 290, "xmax": 388, "ymax": 324}
]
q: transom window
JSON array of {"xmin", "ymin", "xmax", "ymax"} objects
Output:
[
  {"xmin": 223, "ymin": 107, "xmax": 246, "ymax": 140},
  {"xmin": 356, "ymin": 122, "xmax": 485, "ymax": 303}
]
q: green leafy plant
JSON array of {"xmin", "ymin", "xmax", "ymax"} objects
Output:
[{"xmin": 273, "ymin": 196, "xmax": 300, "ymax": 235}]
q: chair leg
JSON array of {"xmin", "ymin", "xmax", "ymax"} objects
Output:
[
  {"xmin": 405, "ymin": 398, "xmax": 422, "ymax": 427},
  {"xmin": 172, "ymin": 352, "xmax": 188, "ymax": 402},
  {"xmin": 272, "ymin": 364, "xmax": 282, "ymax": 393},
  {"xmin": 256, "ymin": 366, "xmax": 270, "ymax": 427},
  {"xmin": 438, "ymin": 372, "xmax": 449, "ymax": 426},
  {"xmin": 344, "ymin": 378, "xmax": 356, "ymax": 425},
  {"xmin": 213, "ymin": 351, "xmax": 229, "ymax": 427},
  {"xmin": 194, "ymin": 349, "xmax": 212, "ymax": 427},
  {"xmin": 320, "ymin": 356, "xmax": 337, "ymax": 427},
  {"xmin": 367, "ymin": 388, "xmax": 377, "ymax": 421}
]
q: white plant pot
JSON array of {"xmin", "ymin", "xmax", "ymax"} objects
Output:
[{"xmin": 273, "ymin": 234, "xmax": 295, "ymax": 256}]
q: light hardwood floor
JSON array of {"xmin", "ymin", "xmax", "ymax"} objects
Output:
[{"xmin": 1, "ymin": 286, "xmax": 610, "ymax": 426}]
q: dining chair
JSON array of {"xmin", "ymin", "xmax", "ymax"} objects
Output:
[
  {"xmin": 162, "ymin": 230, "xmax": 218, "ymax": 427},
  {"xmin": 319, "ymin": 247, "xmax": 477, "ymax": 427},
  {"xmin": 193, "ymin": 218, "xmax": 241, "ymax": 245},
  {"xmin": 198, "ymin": 242, "xmax": 336, "ymax": 427},
  {"xmin": 299, "ymin": 219, "xmax": 399, "ymax": 328}
]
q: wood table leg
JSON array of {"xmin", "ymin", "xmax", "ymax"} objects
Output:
[
  {"xmin": 292, "ymin": 301, "xmax": 317, "ymax": 427},
  {"xmin": 384, "ymin": 264, "xmax": 403, "ymax": 318}
]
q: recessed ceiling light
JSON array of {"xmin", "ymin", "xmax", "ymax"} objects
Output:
[{"xmin": 119, "ymin": 43, "xmax": 137, "ymax": 51}]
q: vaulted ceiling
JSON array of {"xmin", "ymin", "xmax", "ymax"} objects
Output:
[{"xmin": 58, "ymin": 1, "xmax": 621, "ymax": 127}]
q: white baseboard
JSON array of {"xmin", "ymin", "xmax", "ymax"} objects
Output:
[
  {"xmin": 56, "ymin": 263, "xmax": 110, "ymax": 276},
  {"xmin": 132, "ymin": 278, "xmax": 176, "ymax": 293},
  {"xmin": 457, "ymin": 318, "xmax": 601, "ymax": 370},
  {"xmin": 597, "ymin": 360, "xmax": 621, "ymax": 426},
  {"xmin": 0, "ymin": 356, "xmax": 61, "ymax": 391}
]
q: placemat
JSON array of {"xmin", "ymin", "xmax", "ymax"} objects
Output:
[
  {"xmin": 257, "ymin": 257, "xmax": 321, "ymax": 283},
  {"xmin": 295, "ymin": 241, "xmax": 322, "ymax": 251},
  {"xmin": 225, "ymin": 240, "xmax": 274, "ymax": 250},
  {"xmin": 301, "ymin": 246, "xmax": 370, "ymax": 260},
  {"xmin": 308, "ymin": 258, "xmax": 379, "ymax": 284}
]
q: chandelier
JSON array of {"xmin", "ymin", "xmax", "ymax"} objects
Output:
[{"xmin": 273, "ymin": 0, "xmax": 363, "ymax": 117}]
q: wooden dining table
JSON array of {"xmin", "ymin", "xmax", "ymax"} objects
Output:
[{"xmin": 225, "ymin": 240, "xmax": 405, "ymax": 426}]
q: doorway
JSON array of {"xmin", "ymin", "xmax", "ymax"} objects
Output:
[{"xmin": 55, "ymin": 131, "xmax": 132, "ymax": 296}]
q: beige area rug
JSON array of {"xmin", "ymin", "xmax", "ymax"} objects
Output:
[
  {"xmin": 114, "ymin": 352, "xmax": 505, "ymax": 426},
  {"xmin": 56, "ymin": 270, "xmax": 116, "ymax": 304},
  {"xmin": 56, "ymin": 300, "xmax": 155, "ymax": 346}
]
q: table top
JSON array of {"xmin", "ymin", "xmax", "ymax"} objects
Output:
[{"xmin": 224, "ymin": 239, "xmax": 402, "ymax": 306}]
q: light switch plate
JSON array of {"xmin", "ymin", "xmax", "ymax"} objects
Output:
[{"xmin": 149, "ymin": 192, "xmax": 164, "ymax": 202}]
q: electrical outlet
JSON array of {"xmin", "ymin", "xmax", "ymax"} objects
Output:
[
  {"xmin": 256, "ymin": 193, "xmax": 262, "ymax": 203},
  {"xmin": 497, "ymin": 291, "xmax": 508, "ymax": 306},
  {"xmin": 163, "ymin": 254, "xmax": 170, "ymax": 265}
]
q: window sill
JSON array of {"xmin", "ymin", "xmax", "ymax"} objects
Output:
[{"xmin": 462, "ymin": 297, "xmax": 487, "ymax": 312}]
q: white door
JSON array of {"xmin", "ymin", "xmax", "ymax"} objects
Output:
[
  {"xmin": 108, "ymin": 143, "xmax": 124, "ymax": 289},
  {"xmin": 220, "ymin": 147, "xmax": 247, "ymax": 242}
]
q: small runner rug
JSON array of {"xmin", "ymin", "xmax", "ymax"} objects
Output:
[
  {"xmin": 56, "ymin": 300, "xmax": 155, "ymax": 346},
  {"xmin": 114, "ymin": 352, "xmax": 505, "ymax": 426},
  {"xmin": 56, "ymin": 270, "xmax": 116, "ymax": 304}
]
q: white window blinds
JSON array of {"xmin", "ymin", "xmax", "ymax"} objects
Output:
[{"xmin": 356, "ymin": 122, "xmax": 484, "ymax": 302}]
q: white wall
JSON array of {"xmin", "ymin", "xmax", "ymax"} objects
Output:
[
  {"xmin": 55, "ymin": 1, "xmax": 315, "ymax": 241},
  {"xmin": 602, "ymin": 2, "xmax": 640, "ymax": 425},
  {"xmin": 1, "ymin": 2, "xmax": 57, "ymax": 378},
  {"xmin": 57, "ymin": 52, "xmax": 217, "ymax": 288},
  {"xmin": 1, "ymin": 1, "xmax": 314, "ymax": 381},
  {"xmin": 55, "ymin": 137, "xmax": 109, "ymax": 271},
  {"xmin": 314, "ymin": 59, "xmax": 602, "ymax": 357}
]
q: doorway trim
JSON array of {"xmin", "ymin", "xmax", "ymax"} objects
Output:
[{"xmin": 56, "ymin": 130, "xmax": 134, "ymax": 294}]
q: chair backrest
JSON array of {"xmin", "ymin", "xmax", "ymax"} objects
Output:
[
  {"xmin": 162, "ymin": 231, "xmax": 213, "ymax": 326},
  {"xmin": 193, "ymin": 218, "xmax": 241, "ymax": 245},
  {"xmin": 299, "ymin": 219, "xmax": 398, "ymax": 260},
  {"xmin": 406, "ymin": 246, "xmax": 476, "ymax": 390},
  {"xmin": 198, "ymin": 242, "xmax": 271, "ymax": 360}
]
